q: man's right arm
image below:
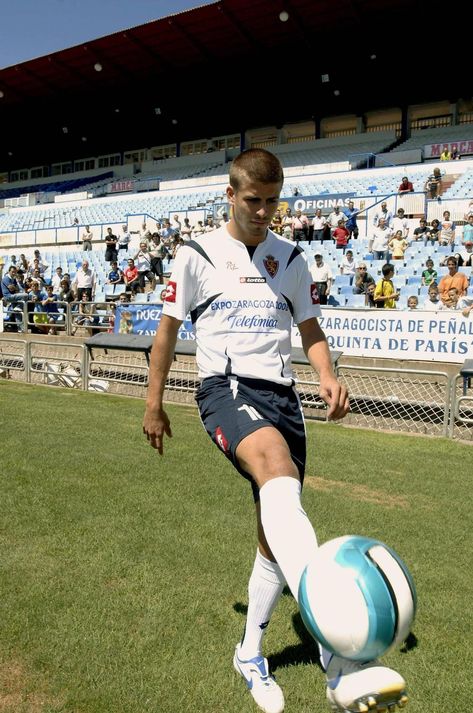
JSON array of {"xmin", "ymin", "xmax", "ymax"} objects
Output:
[{"xmin": 142, "ymin": 314, "xmax": 181, "ymax": 454}]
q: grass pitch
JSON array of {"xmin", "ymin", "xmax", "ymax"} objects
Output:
[{"xmin": 0, "ymin": 381, "xmax": 472, "ymax": 713}]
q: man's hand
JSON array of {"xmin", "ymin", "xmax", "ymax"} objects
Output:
[
  {"xmin": 143, "ymin": 407, "xmax": 172, "ymax": 455},
  {"xmin": 319, "ymin": 374, "xmax": 350, "ymax": 421}
]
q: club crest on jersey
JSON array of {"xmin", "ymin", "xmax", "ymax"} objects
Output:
[
  {"xmin": 310, "ymin": 283, "xmax": 320, "ymax": 304},
  {"xmin": 163, "ymin": 280, "xmax": 177, "ymax": 303},
  {"xmin": 263, "ymin": 254, "xmax": 279, "ymax": 278},
  {"xmin": 215, "ymin": 426, "xmax": 229, "ymax": 454}
]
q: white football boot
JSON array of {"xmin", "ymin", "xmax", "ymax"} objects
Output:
[
  {"xmin": 325, "ymin": 655, "xmax": 408, "ymax": 712},
  {"xmin": 233, "ymin": 643, "xmax": 285, "ymax": 713}
]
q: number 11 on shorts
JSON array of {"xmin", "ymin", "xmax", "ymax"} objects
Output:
[{"xmin": 238, "ymin": 404, "xmax": 263, "ymax": 421}]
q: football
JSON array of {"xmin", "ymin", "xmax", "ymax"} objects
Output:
[{"xmin": 298, "ymin": 535, "xmax": 416, "ymax": 661}]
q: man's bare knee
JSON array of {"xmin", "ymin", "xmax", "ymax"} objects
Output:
[{"xmin": 236, "ymin": 426, "xmax": 299, "ymax": 488}]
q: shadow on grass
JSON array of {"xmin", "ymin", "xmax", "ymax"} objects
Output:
[
  {"xmin": 400, "ymin": 631, "xmax": 418, "ymax": 653},
  {"xmin": 233, "ymin": 600, "xmax": 322, "ymax": 672}
]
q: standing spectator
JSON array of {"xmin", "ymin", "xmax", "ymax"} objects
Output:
[
  {"xmin": 391, "ymin": 208, "xmax": 409, "ymax": 239},
  {"xmin": 181, "ymin": 217, "xmax": 193, "ymax": 241},
  {"xmin": 291, "ymin": 209, "xmax": 309, "ymax": 243},
  {"xmin": 369, "ymin": 217, "xmax": 392, "ymax": 260},
  {"xmin": 192, "ymin": 220, "xmax": 205, "ymax": 238},
  {"xmin": 339, "ymin": 249, "xmax": 356, "ymax": 276},
  {"xmin": 388, "ymin": 230, "xmax": 409, "ymax": 260},
  {"xmin": 309, "ymin": 253, "xmax": 332, "ymax": 305},
  {"xmin": 218, "ymin": 212, "xmax": 229, "ymax": 227},
  {"xmin": 270, "ymin": 209, "xmax": 283, "ymax": 235},
  {"xmin": 373, "ymin": 264, "xmax": 400, "ymax": 308},
  {"xmin": 424, "ymin": 167, "xmax": 443, "ymax": 200},
  {"xmin": 18, "ymin": 254, "xmax": 29, "ymax": 272},
  {"xmin": 51, "ymin": 266, "xmax": 65, "ymax": 292},
  {"xmin": 311, "ymin": 208, "xmax": 326, "ymax": 242},
  {"xmin": 118, "ymin": 224, "xmax": 131, "ymax": 252},
  {"xmin": 204, "ymin": 216, "xmax": 216, "ymax": 232},
  {"xmin": 134, "ymin": 241, "xmax": 157, "ymax": 293},
  {"xmin": 398, "ymin": 176, "xmax": 414, "ymax": 193},
  {"xmin": 462, "ymin": 215, "xmax": 473, "ymax": 244},
  {"xmin": 141, "ymin": 222, "xmax": 152, "ymax": 240},
  {"xmin": 439, "ymin": 210, "xmax": 456, "ymax": 247},
  {"xmin": 438, "ymin": 257, "xmax": 469, "ymax": 304},
  {"xmin": 342, "ymin": 200, "xmax": 359, "ymax": 240},
  {"xmin": 27, "ymin": 258, "xmax": 45, "ymax": 278},
  {"xmin": 72, "ymin": 259, "xmax": 95, "ymax": 301},
  {"xmin": 421, "ymin": 259, "xmax": 438, "ymax": 286},
  {"xmin": 160, "ymin": 219, "xmax": 175, "ymax": 245},
  {"xmin": 104, "ymin": 227, "xmax": 119, "ymax": 263},
  {"xmin": 332, "ymin": 219, "xmax": 349, "ymax": 249},
  {"xmin": 373, "ymin": 201, "xmax": 393, "ymax": 228},
  {"xmin": 172, "ymin": 214, "xmax": 182, "ymax": 233},
  {"xmin": 281, "ymin": 207, "xmax": 293, "ymax": 234},
  {"xmin": 439, "ymin": 148, "xmax": 451, "ymax": 161},
  {"xmin": 327, "ymin": 205, "xmax": 345, "ymax": 238},
  {"xmin": 423, "ymin": 284, "xmax": 441, "ymax": 311},
  {"xmin": 352, "ymin": 263, "xmax": 375, "ymax": 295},
  {"xmin": 81, "ymin": 225, "xmax": 93, "ymax": 251}
]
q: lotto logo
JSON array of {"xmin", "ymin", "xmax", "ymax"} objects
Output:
[
  {"xmin": 163, "ymin": 281, "xmax": 177, "ymax": 303},
  {"xmin": 215, "ymin": 426, "xmax": 229, "ymax": 454},
  {"xmin": 310, "ymin": 283, "xmax": 320, "ymax": 304}
]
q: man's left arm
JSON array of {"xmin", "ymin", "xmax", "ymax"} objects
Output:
[{"xmin": 298, "ymin": 318, "xmax": 349, "ymax": 420}]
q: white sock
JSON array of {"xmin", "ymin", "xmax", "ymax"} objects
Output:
[
  {"xmin": 239, "ymin": 550, "xmax": 286, "ymax": 660},
  {"xmin": 259, "ymin": 476, "xmax": 318, "ymax": 600}
]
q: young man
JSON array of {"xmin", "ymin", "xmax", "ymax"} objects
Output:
[{"xmin": 143, "ymin": 149, "xmax": 408, "ymax": 713}]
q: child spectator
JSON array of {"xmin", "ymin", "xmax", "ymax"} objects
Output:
[
  {"xmin": 310, "ymin": 253, "xmax": 333, "ymax": 306},
  {"xmin": 439, "ymin": 211, "xmax": 456, "ymax": 246},
  {"xmin": 332, "ymin": 219, "xmax": 350, "ymax": 249},
  {"xmin": 428, "ymin": 218, "xmax": 441, "ymax": 244},
  {"xmin": 365, "ymin": 282, "xmax": 377, "ymax": 308},
  {"xmin": 412, "ymin": 218, "xmax": 430, "ymax": 245},
  {"xmin": 462, "ymin": 215, "xmax": 473, "ymax": 244},
  {"xmin": 374, "ymin": 264, "xmax": 400, "ymax": 308},
  {"xmin": 423, "ymin": 284, "xmax": 440, "ymax": 311},
  {"xmin": 439, "ymin": 287, "xmax": 460, "ymax": 310},
  {"xmin": 388, "ymin": 230, "xmax": 408, "ymax": 260},
  {"xmin": 407, "ymin": 295, "xmax": 418, "ymax": 310},
  {"xmin": 339, "ymin": 249, "xmax": 356, "ymax": 276},
  {"xmin": 421, "ymin": 259, "xmax": 438, "ymax": 286}
]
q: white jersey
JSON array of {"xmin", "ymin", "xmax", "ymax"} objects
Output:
[{"xmin": 162, "ymin": 226, "xmax": 321, "ymax": 385}]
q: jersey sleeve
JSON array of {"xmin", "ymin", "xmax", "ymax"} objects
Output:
[
  {"xmin": 161, "ymin": 245, "xmax": 198, "ymax": 322},
  {"xmin": 289, "ymin": 251, "xmax": 322, "ymax": 324}
]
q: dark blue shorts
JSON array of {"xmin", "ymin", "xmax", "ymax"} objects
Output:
[{"xmin": 195, "ymin": 375, "xmax": 306, "ymax": 501}]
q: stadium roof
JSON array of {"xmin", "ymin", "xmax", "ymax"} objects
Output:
[{"xmin": 0, "ymin": 0, "xmax": 468, "ymax": 170}]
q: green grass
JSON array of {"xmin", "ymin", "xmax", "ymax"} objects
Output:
[{"xmin": 0, "ymin": 381, "xmax": 472, "ymax": 712}]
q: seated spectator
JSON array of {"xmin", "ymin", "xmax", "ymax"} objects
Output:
[
  {"xmin": 41, "ymin": 284, "xmax": 61, "ymax": 335},
  {"xmin": 353, "ymin": 263, "xmax": 376, "ymax": 295},
  {"xmin": 204, "ymin": 216, "xmax": 216, "ymax": 233},
  {"xmin": 440, "ymin": 252, "xmax": 464, "ymax": 267},
  {"xmin": 439, "ymin": 210, "xmax": 456, "ymax": 246},
  {"xmin": 439, "ymin": 287, "xmax": 460, "ymax": 310},
  {"xmin": 373, "ymin": 263, "xmax": 400, "ymax": 309},
  {"xmin": 423, "ymin": 284, "xmax": 441, "ymax": 311},
  {"xmin": 451, "ymin": 145, "xmax": 460, "ymax": 160},
  {"xmin": 30, "ymin": 249, "xmax": 48, "ymax": 271},
  {"xmin": 1, "ymin": 265, "xmax": 29, "ymax": 305},
  {"xmin": 52, "ymin": 266, "xmax": 65, "ymax": 292},
  {"xmin": 282, "ymin": 223, "xmax": 293, "ymax": 241},
  {"xmin": 28, "ymin": 280, "xmax": 49, "ymax": 334},
  {"xmin": 458, "ymin": 295, "xmax": 473, "ymax": 318},
  {"xmin": 192, "ymin": 221, "xmax": 205, "ymax": 238},
  {"xmin": 440, "ymin": 148, "xmax": 451, "ymax": 161},
  {"xmin": 460, "ymin": 241, "xmax": 473, "ymax": 267},
  {"xmin": 18, "ymin": 254, "xmax": 29, "ymax": 272},
  {"xmin": 171, "ymin": 236, "xmax": 184, "ymax": 258},
  {"xmin": 181, "ymin": 217, "xmax": 193, "ymax": 241},
  {"xmin": 58, "ymin": 279, "xmax": 75, "ymax": 306},
  {"xmin": 123, "ymin": 258, "xmax": 140, "ymax": 295},
  {"xmin": 365, "ymin": 282, "xmax": 377, "ymax": 308},
  {"xmin": 462, "ymin": 215, "xmax": 473, "ymax": 244},
  {"xmin": 106, "ymin": 261, "xmax": 124, "ymax": 285},
  {"xmin": 388, "ymin": 230, "xmax": 408, "ymax": 260},
  {"xmin": 421, "ymin": 259, "xmax": 438, "ymax": 286},
  {"xmin": 339, "ymin": 249, "xmax": 356, "ymax": 276},
  {"xmin": 424, "ymin": 167, "xmax": 443, "ymax": 199},
  {"xmin": 369, "ymin": 218, "xmax": 392, "ymax": 260},
  {"xmin": 218, "ymin": 212, "xmax": 229, "ymax": 227},
  {"xmin": 412, "ymin": 218, "xmax": 430, "ymax": 245},
  {"xmin": 27, "ymin": 258, "xmax": 45, "ymax": 278},
  {"xmin": 398, "ymin": 176, "xmax": 414, "ymax": 193},
  {"xmin": 309, "ymin": 253, "xmax": 332, "ymax": 306},
  {"xmin": 333, "ymin": 219, "xmax": 350, "ymax": 249},
  {"xmin": 438, "ymin": 257, "xmax": 469, "ymax": 304},
  {"xmin": 429, "ymin": 218, "xmax": 441, "ymax": 243},
  {"xmin": 72, "ymin": 292, "xmax": 99, "ymax": 335},
  {"xmin": 407, "ymin": 295, "xmax": 419, "ymax": 310}
]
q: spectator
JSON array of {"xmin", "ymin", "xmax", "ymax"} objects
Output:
[
  {"xmin": 373, "ymin": 201, "xmax": 393, "ymax": 228},
  {"xmin": 458, "ymin": 295, "xmax": 473, "ymax": 318},
  {"xmin": 172, "ymin": 214, "xmax": 182, "ymax": 233},
  {"xmin": 41, "ymin": 284, "xmax": 61, "ymax": 335},
  {"xmin": 423, "ymin": 284, "xmax": 441, "ymax": 311},
  {"xmin": 311, "ymin": 208, "xmax": 327, "ymax": 242},
  {"xmin": 462, "ymin": 215, "xmax": 473, "ymax": 244},
  {"xmin": 118, "ymin": 224, "xmax": 131, "ymax": 252},
  {"xmin": 429, "ymin": 218, "xmax": 441, "ymax": 244},
  {"xmin": 72, "ymin": 292, "xmax": 99, "ymax": 335},
  {"xmin": 332, "ymin": 219, "xmax": 350, "ymax": 249},
  {"xmin": 192, "ymin": 220, "xmax": 205, "ymax": 238},
  {"xmin": 291, "ymin": 209, "xmax": 309, "ymax": 243},
  {"xmin": 81, "ymin": 225, "xmax": 93, "ymax": 251},
  {"xmin": 412, "ymin": 218, "xmax": 430, "ymax": 245},
  {"xmin": 141, "ymin": 222, "xmax": 152, "ymax": 240},
  {"xmin": 31, "ymin": 249, "xmax": 48, "ymax": 271},
  {"xmin": 181, "ymin": 217, "xmax": 193, "ymax": 241},
  {"xmin": 204, "ymin": 216, "xmax": 216, "ymax": 233},
  {"xmin": 149, "ymin": 235, "xmax": 166, "ymax": 285},
  {"xmin": 104, "ymin": 227, "xmax": 119, "ymax": 263},
  {"xmin": 391, "ymin": 208, "xmax": 409, "ymax": 239},
  {"xmin": 388, "ymin": 230, "xmax": 408, "ymax": 260},
  {"xmin": 342, "ymin": 200, "xmax": 359, "ymax": 239},
  {"xmin": 27, "ymin": 258, "xmax": 45, "ymax": 278},
  {"xmin": 373, "ymin": 263, "xmax": 400, "ymax": 308},
  {"xmin": 439, "ymin": 287, "xmax": 460, "ymax": 310},
  {"xmin": 31, "ymin": 268, "xmax": 46, "ymax": 288},
  {"xmin": 281, "ymin": 207, "xmax": 293, "ymax": 233},
  {"xmin": 309, "ymin": 253, "xmax": 332, "ymax": 306},
  {"xmin": 439, "ymin": 210, "xmax": 456, "ymax": 246},
  {"xmin": 421, "ymin": 258, "xmax": 438, "ymax": 286},
  {"xmin": 18, "ymin": 254, "xmax": 29, "ymax": 272},
  {"xmin": 73, "ymin": 259, "xmax": 95, "ymax": 301},
  {"xmin": 123, "ymin": 258, "xmax": 140, "ymax": 294},
  {"xmin": 270, "ymin": 209, "xmax": 283, "ymax": 235},
  {"xmin": 439, "ymin": 148, "xmax": 451, "ymax": 161},
  {"xmin": 339, "ymin": 249, "xmax": 356, "ymax": 276},
  {"xmin": 398, "ymin": 176, "xmax": 414, "ymax": 193},
  {"xmin": 451, "ymin": 145, "xmax": 460, "ymax": 160},
  {"xmin": 160, "ymin": 219, "xmax": 175, "ymax": 245},
  {"xmin": 58, "ymin": 279, "xmax": 75, "ymax": 306},
  {"xmin": 218, "ymin": 212, "xmax": 229, "ymax": 227},
  {"xmin": 424, "ymin": 167, "xmax": 443, "ymax": 200},
  {"xmin": 464, "ymin": 200, "xmax": 473, "ymax": 221},
  {"xmin": 134, "ymin": 241, "xmax": 157, "ymax": 293},
  {"xmin": 327, "ymin": 206, "xmax": 345, "ymax": 237},
  {"xmin": 28, "ymin": 280, "xmax": 49, "ymax": 333},
  {"xmin": 369, "ymin": 217, "xmax": 392, "ymax": 260},
  {"xmin": 353, "ymin": 263, "xmax": 376, "ymax": 295},
  {"xmin": 438, "ymin": 257, "xmax": 469, "ymax": 304},
  {"xmin": 407, "ymin": 295, "xmax": 418, "ymax": 310},
  {"xmin": 106, "ymin": 261, "xmax": 124, "ymax": 285},
  {"xmin": 459, "ymin": 241, "xmax": 473, "ymax": 267},
  {"xmin": 51, "ymin": 266, "xmax": 65, "ymax": 292},
  {"xmin": 365, "ymin": 281, "xmax": 377, "ymax": 308},
  {"xmin": 105, "ymin": 302, "xmax": 116, "ymax": 333},
  {"xmin": 1, "ymin": 265, "xmax": 29, "ymax": 306}
]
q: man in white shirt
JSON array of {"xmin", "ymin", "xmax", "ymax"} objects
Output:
[
  {"xmin": 369, "ymin": 218, "xmax": 392, "ymax": 260},
  {"xmin": 373, "ymin": 202, "xmax": 393, "ymax": 228},
  {"xmin": 72, "ymin": 259, "xmax": 96, "ymax": 301},
  {"xmin": 391, "ymin": 208, "xmax": 410, "ymax": 239},
  {"xmin": 327, "ymin": 206, "xmax": 345, "ymax": 237},
  {"xmin": 311, "ymin": 208, "xmax": 327, "ymax": 242},
  {"xmin": 310, "ymin": 253, "xmax": 333, "ymax": 304}
]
